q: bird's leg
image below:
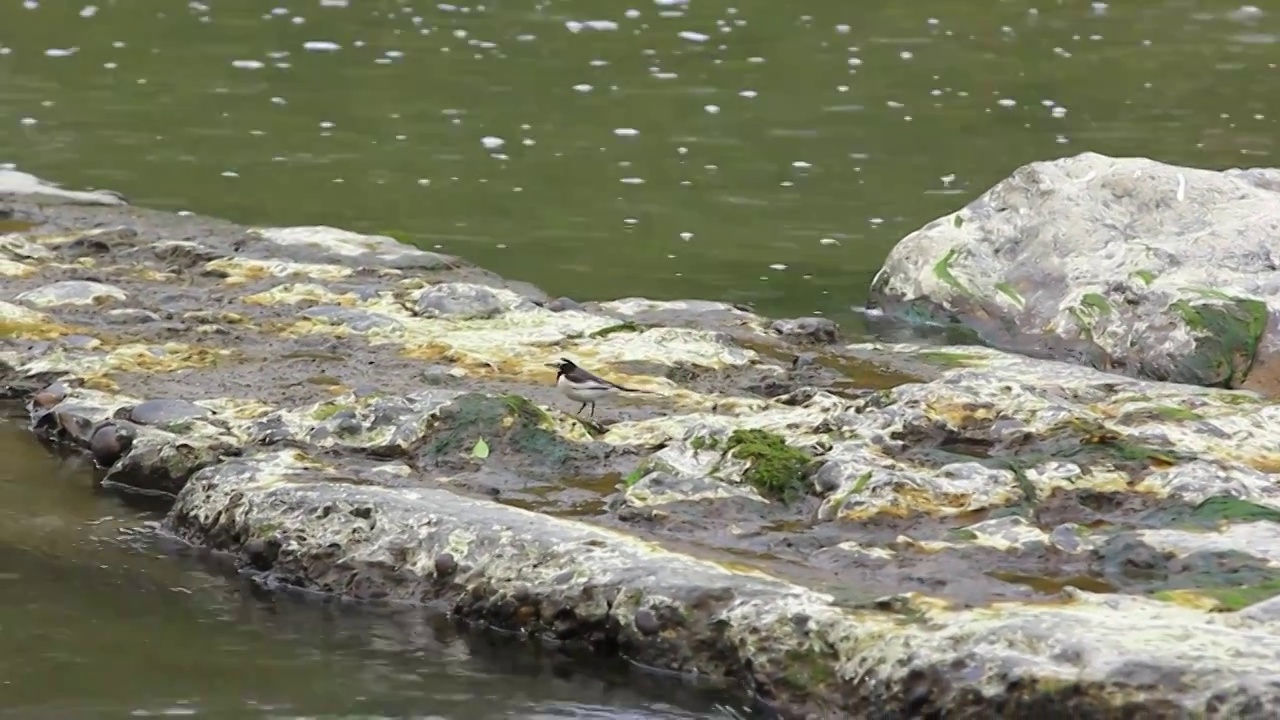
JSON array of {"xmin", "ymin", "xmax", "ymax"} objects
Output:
[
  {"xmin": 589, "ymin": 402, "xmax": 596, "ymax": 418},
  {"xmin": 576, "ymin": 402, "xmax": 587, "ymax": 414}
]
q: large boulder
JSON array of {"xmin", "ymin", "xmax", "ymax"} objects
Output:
[{"xmin": 868, "ymin": 152, "xmax": 1280, "ymax": 393}]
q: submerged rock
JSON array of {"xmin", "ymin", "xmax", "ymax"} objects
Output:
[
  {"xmin": 0, "ymin": 171, "xmax": 128, "ymax": 206},
  {"xmin": 4, "ymin": 170, "xmax": 1280, "ymax": 716},
  {"xmin": 869, "ymin": 152, "xmax": 1280, "ymax": 392}
]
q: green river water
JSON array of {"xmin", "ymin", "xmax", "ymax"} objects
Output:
[{"xmin": 1, "ymin": 0, "xmax": 1278, "ymax": 716}]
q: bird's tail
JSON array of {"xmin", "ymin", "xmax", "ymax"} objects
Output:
[{"xmin": 615, "ymin": 384, "xmax": 659, "ymax": 394}]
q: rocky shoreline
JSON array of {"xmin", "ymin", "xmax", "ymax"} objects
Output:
[{"xmin": 4, "ymin": 161, "xmax": 1280, "ymax": 718}]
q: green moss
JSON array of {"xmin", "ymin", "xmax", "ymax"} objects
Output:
[
  {"xmin": 1215, "ymin": 391, "xmax": 1263, "ymax": 406},
  {"xmin": 1191, "ymin": 496, "xmax": 1280, "ymax": 524},
  {"xmin": 421, "ymin": 393, "xmax": 574, "ymax": 470},
  {"xmin": 777, "ymin": 647, "xmax": 838, "ymax": 691},
  {"xmin": 723, "ymin": 429, "xmax": 814, "ymax": 502},
  {"xmin": 1118, "ymin": 405, "xmax": 1204, "ymax": 423},
  {"xmin": 948, "ymin": 528, "xmax": 979, "ymax": 541},
  {"xmin": 589, "ymin": 321, "xmax": 643, "ymax": 338},
  {"xmin": 850, "ymin": 471, "xmax": 872, "ymax": 494},
  {"xmin": 1200, "ymin": 579, "xmax": 1280, "ymax": 610},
  {"xmin": 1154, "ymin": 579, "xmax": 1280, "ymax": 611},
  {"xmin": 1066, "ymin": 293, "xmax": 1114, "ymax": 341},
  {"xmin": 689, "ymin": 434, "xmax": 722, "ymax": 452},
  {"xmin": 1080, "ymin": 292, "xmax": 1111, "ymax": 316},
  {"xmin": 1130, "ymin": 269, "xmax": 1156, "ymax": 285},
  {"xmin": 623, "ymin": 466, "xmax": 646, "ymax": 487},
  {"xmin": 1171, "ymin": 296, "xmax": 1268, "ymax": 387},
  {"xmin": 1009, "ymin": 462, "xmax": 1039, "ymax": 507},
  {"xmin": 931, "ymin": 247, "xmax": 973, "ymax": 297},
  {"xmin": 1066, "ymin": 306, "xmax": 1094, "ymax": 341},
  {"xmin": 502, "ymin": 394, "xmax": 551, "ymax": 424},
  {"xmin": 952, "ymin": 214, "xmax": 964, "ymax": 229},
  {"xmin": 994, "ymin": 282, "xmax": 1024, "ymax": 308},
  {"xmin": 312, "ymin": 402, "xmax": 353, "ymax": 421},
  {"xmin": 1149, "ymin": 405, "xmax": 1203, "ymax": 421},
  {"xmin": 1056, "ymin": 419, "xmax": 1182, "ymax": 468}
]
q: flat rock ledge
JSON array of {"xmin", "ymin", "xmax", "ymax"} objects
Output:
[{"xmin": 5, "ymin": 172, "xmax": 1280, "ymax": 718}]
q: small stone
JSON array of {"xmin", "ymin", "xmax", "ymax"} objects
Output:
[
  {"xmin": 547, "ymin": 296, "xmax": 583, "ymax": 312},
  {"xmin": 243, "ymin": 538, "xmax": 279, "ymax": 571},
  {"xmin": 89, "ymin": 422, "xmax": 136, "ymax": 467},
  {"xmin": 29, "ymin": 386, "xmax": 65, "ymax": 409},
  {"xmin": 771, "ymin": 316, "xmax": 839, "ymax": 344},
  {"xmin": 301, "ymin": 306, "xmax": 403, "ymax": 333},
  {"xmin": 633, "ymin": 608, "xmax": 660, "ymax": 635},
  {"xmin": 126, "ymin": 398, "xmax": 212, "ymax": 427},
  {"xmin": 104, "ymin": 308, "xmax": 162, "ymax": 324},
  {"xmin": 791, "ymin": 352, "xmax": 819, "ymax": 370},
  {"xmin": 434, "ymin": 553, "xmax": 457, "ymax": 577},
  {"xmin": 16, "ymin": 280, "xmax": 128, "ymax": 308},
  {"xmin": 412, "ymin": 283, "xmax": 528, "ymax": 320}
]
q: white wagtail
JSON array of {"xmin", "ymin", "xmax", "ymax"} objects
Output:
[{"xmin": 546, "ymin": 357, "xmax": 652, "ymax": 417}]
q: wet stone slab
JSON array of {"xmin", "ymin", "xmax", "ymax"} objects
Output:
[{"xmin": 5, "ymin": 173, "xmax": 1280, "ymax": 717}]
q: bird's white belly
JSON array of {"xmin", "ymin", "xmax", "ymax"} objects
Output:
[{"xmin": 558, "ymin": 376, "xmax": 612, "ymax": 402}]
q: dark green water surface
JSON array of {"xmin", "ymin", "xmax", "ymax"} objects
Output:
[
  {"xmin": 0, "ymin": 417, "xmax": 741, "ymax": 719},
  {"xmin": 2, "ymin": 0, "xmax": 1277, "ymax": 327}
]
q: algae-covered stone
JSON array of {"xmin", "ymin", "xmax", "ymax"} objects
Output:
[
  {"xmin": 248, "ymin": 225, "xmax": 455, "ymax": 270},
  {"xmin": 7, "ymin": 177, "xmax": 1280, "ymax": 717},
  {"xmin": 869, "ymin": 153, "xmax": 1280, "ymax": 391},
  {"xmin": 411, "ymin": 283, "xmax": 534, "ymax": 320},
  {"xmin": 165, "ymin": 450, "xmax": 1280, "ymax": 718}
]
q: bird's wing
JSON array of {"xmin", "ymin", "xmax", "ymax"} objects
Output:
[{"xmin": 568, "ymin": 366, "xmax": 631, "ymax": 391}]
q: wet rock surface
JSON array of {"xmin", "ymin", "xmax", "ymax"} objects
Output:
[
  {"xmin": 868, "ymin": 152, "xmax": 1280, "ymax": 395},
  {"xmin": 5, "ymin": 172, "xmax": 1280, "ymax": 717}
]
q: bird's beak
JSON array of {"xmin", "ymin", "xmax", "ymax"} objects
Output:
[{"xmin": 544, "ymin": 362, "xmax": 560, "ymax": 369}]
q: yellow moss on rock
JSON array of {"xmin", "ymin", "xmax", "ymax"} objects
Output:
[{"xmin": 241, "ymin": 283, "xmax": 358, "ymax": 306}]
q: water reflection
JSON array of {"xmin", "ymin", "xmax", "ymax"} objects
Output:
[
  {"xmin": 0, "ymin": 415, "xmax": 744, "ymax": 719},
  {"xmin": 0, "ymin": 1, "xmax": 1276, "ymax": 330}
]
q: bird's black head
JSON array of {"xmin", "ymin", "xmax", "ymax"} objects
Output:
[{"xmin": 547, "ymin": 357, "xmax": 578, "ymax": 377}]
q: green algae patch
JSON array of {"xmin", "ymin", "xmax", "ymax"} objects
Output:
[
  {"xmin": 588, "ymin": 321, "xmax": 643, "ymax": 339},
  {"xmin": 1154, "ymin": 579, "xmax": 1280, "ymax": 612},
  {"xmin": 417, "ymin": 393, "xmax": 577, "ymax": 471},
  {"xmin": 312, "ymin": 402, "xmax": 353, "ymax": 421},
  {"xmin": 1147, "ymin": 405, "xmax": 1203, "ymax": 422},
  {"xmin": 1067, "ymin": 294, "xmax": 1113, "ymax": 341},
  {"xmin": 688, "ymin": 434, "xmax": 723, "ymax": 452},
  {"xmin": 994, "ymin": 281, "xmax": 1024, "ymax": 308},
  {"xmin": 722, "ymin": 429, "xmax": 814, "ymax": 502},
  {"xmin": 931, "ymin": 247, "xmax": 973, "ymax": 298},
  {"xmin": 1051, "ymin": 418, "xmax": 1184, "ymax": 470},
  {"xmin": 1131, "ymin": 269, "xmax": 1156, "ymax": 285},
  {"xmin": 1172, "ymin": 296, "xmax": 1268, "ymax": 387},
  {"xmin": 1113, "ymin": 404, "xmax": 1204, "ymax": 424},
  {"xmin": 1080, "ymin": 293, "xmax": 1111, "ymax": 317},
  {"xmin": 622, "ymin": 466, "xmax": 645, "ymax": 487},
  {"xmin": 1200, "ymin": 579, "xmax": 1280, "ymax": 611},
  {"xmin": 1190, "ymin": 496, "xmax": 1280, "ymax": 525}
]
